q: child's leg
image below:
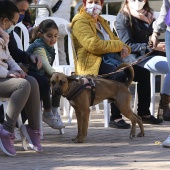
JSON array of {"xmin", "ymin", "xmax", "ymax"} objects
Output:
[
  {"xmin": 51, "ymin": 93, "xmax": 65, "ymax": 127},
  {"xmin": 51, "ymin": 93, "xmax": 61, "ymax": 114},
  {"xmin": 42, "ymin": 91, "xmax": 65, "ymax": 129}
]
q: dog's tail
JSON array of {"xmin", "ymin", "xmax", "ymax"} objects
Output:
[{"xmin": 116, "ymin": 63, "xmax": 134, "ymax": 88}]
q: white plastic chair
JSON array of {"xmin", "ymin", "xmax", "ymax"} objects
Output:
[
  {"xmin": 13, "ymin": 32, "xmax": 23, "ymax": 50},
  {"xmin": 100, "ymin": 14, "xmax": 116, "ymax": 31},
  {"xmin": 14, "ymin": 22, "xmax": 30, "ymax": 51}
]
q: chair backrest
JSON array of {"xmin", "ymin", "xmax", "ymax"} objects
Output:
[
  {"xmin": 13, "ymin": 32, "xmax": 23, "ymax": 50},
  {"xmin": 14, "ymin": 22, "xmax": 30, "ymax": 51},
  {"xmin": 65, "ymin": 24, "xmax": 76, "ymax": 66},
  {"xmin": 100, "ymin": 14, "xmax": 117, "ymax": 31},
  {"xmin": 35, "ymin": 17, "xmax": 74, "ymax": 67},
  {"xmin": 153, "ymin": 11, "xmax": 160, "ymax": 20}
]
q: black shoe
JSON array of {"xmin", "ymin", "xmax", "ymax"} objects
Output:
[
  {"xmin": 109, "ymin": 119, "xmax": 131, "ymax": 129},
  {"xmin": 142, "ymin": 115, "xmax": 163, "ymax": 124}
]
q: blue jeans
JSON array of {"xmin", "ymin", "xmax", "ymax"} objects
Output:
[{"xmin": 165, "ymin": 30, "xmax": 170, "ymax": 71}]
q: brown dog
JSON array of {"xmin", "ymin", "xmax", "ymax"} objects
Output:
[{"xmin": 50, "ymin": 65, "xmax": 144, "ymax": 143}]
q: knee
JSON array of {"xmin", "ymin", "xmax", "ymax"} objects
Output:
[
  {"xmin": 19, "ymin": 79, "xmax": 31, "ymax": 93},
  {"xmin": 25, "ymin": 76, "xmax": 39, "ymax": 90}
]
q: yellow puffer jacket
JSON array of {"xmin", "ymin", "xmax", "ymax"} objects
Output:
[{"xmin": 71, "ymin": 7, "xmax": 131, "ymax": 76}]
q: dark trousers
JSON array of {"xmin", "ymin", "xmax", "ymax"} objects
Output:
[
  {"xmin": 99, "ymin": 61, "xmax": 151, "ymax": 120},
  {"xmin": 21, "ymin": 71, "xmax": 61, "ymax": 123}
]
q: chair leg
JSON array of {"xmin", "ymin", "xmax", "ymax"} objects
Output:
[
  {"xmin": 103, "ymin": 100, "xmax": 110, "ymax": 127},
  {"xmin": 150, "ymin": 73, "xmax": 155, "ymax": 116},
  {"xmin": 133, "ymin": 82, "xmax": 138, "ymax": 113},
  {"xmin": 59, "ymin": 128, "xmax": 64, "ymax": 134},
  {"xmin": 39, "ymin": 102, "xmax": 43, "ymax": 140},
  {"xmin": 17, "ymin": 114, "xmax": 28, "ymax": 151},
  {"xmin": 67, "ymin": 106, "xmax": 74, "ymax": 124},
  {"xmin": 95, "ymin": 104, "xmax": 100, "ymax": 113}
]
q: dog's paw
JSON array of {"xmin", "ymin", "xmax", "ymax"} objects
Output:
[
  {"xmin": 129, "ymin": 134, "xmax": 135, "ymax": 139},
  {"xmin": 72, "ymin": 137, "xmax": 84, "ymax": 143},
  {"xmin": 72, "ymin": 137, "xmax": 77, "ymax": 141},
  {"xmin": 137, "ymin": 132, "xmax": 145, "ymax": 137}
]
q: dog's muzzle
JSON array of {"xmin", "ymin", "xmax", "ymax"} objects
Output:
[{"xmin": 52, "ymin": 87, "xmax": 62, "ymax": 95}]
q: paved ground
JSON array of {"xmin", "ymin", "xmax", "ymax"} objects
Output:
[{"xmin": 0, "ymin": 85, "xmax": 170, "ymax": 170}]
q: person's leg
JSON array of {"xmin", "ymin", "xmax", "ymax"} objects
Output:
[
  {"xmin": 51, "ymin": 93, "xmax": 65, "ymax": 127},
  {"xmin": 26, "ymin": 71, "xmax": 63, "ymax": 129},
  {"xmin": 133, "ymin": 65, "xmax": 162, "ymax": 124},
  {"xmin": 21, "ymin": 71, "xmax": 51, "ymax": 123},
  {"xmin": 42, "ymin": 91, "xmax": 65, "ymax": 129},
  {"xmin": 138, "ymin": 56, "xmax": 170, "ymax": 120},
  {"xmin": 0, "ymin": 78, "xmax": 31, "ymax": 156},
  {"xmin": 20, "ymin": 76, "xmax": 42, "ymax": 152},
  {"xmin": 99, "ymin": 60, "xmax": 130, "ymax": 129}
]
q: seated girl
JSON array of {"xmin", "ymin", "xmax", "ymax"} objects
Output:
[{"xmin": 27, "ymin": 19, "xmax": 65, "ymax": 129}]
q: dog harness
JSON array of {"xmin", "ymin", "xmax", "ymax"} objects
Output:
[{"xmin": 63, "ymin": 77, "xmax": 96, "ymax": 106}]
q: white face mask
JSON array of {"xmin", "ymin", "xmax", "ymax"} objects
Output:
[
  {"xmin": 86, "ymin": 3, "xmax": 102, "ymax": 17},
  {"xmin": 5, "ymin": 25, "xmax": 15, "ymax": 34},
  {"xmin": 128, "ymin": 0, "xmax": 145, "ymax": 11}
]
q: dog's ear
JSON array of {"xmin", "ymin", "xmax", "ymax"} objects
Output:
[{"xmin": 66, "ymin": 75, "xmax": 78, "ymax": 83}]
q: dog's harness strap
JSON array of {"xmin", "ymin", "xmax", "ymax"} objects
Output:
[
  {"xmin": 66, "ymin": 83, "xmax": 91, "ymax": 100},
  {"xmin": 88, "ymin": 78, "xmax": 96, "ymax": 106},
  {"xmin": 64, "ymin": 78, "xmax": 96, "ymax": 105}
]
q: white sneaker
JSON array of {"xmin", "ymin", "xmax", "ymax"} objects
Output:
[
  {"xmin": 162, "ymin": 135, "xmax": 170, "ymax": 147},
  {"xmin": 43, "ymin": 113, "xmax": 65, "ymax": 129},
  {"xmin": 14, "ymin": 128, "xmax": 21, "ymax": 142}
]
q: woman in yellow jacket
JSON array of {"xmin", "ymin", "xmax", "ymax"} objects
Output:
[{"xmin": 71, "ymin": 0, "xmax": 163, "ymax": 128}]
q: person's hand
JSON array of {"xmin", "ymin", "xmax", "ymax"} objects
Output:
[
  {"xmin": 121, "ymin": 46, "xmax": 130, "ymax": 59},
  {"xmin": 16, "ymin": 70, "xmax": 27, "ymax": 78},
  {"xmin": 7, "ymin": 70, "xmax": 26, "ymax": 78},
  {"xmin": 29, "ymin": 54, "xmax": 42, "ymax": 69},
  {"xmin": 149, "ymin": 32, "xmax": 159, "ymax": 48},
  {"xmin": 155, "ymin": 42, "xmax": 166, "ymax": 52}
]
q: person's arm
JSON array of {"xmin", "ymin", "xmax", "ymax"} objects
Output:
[
  {"xmin": 72, "ymin": 20, "xmax": 126, "ymax": 55},
  {"xmin": 153, "ymin": 0, "xmax": 167, "ymax": 34},
  {"xmin": 116, "ymin": 13, "xmax": 147, "ymax": 55},
  {"xmin": 8, "ymin": 31, "xmax": 30, "ymax": 64},
  {"xmin": 37, "ymin": 0, "xmax": 53, "ymax": 17},
  {"xmin": 33, "ymin": 47, "xmax": 55, "ymax": 76},
  {"xmin": 150, "ymin": 0, "xmax": 168, "ymax": 47}
]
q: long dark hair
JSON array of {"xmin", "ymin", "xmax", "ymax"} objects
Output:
[
  {"xmin": 0, "ymin": 0, "xmax": 19, "ymax": 21},
  {"xmin": 119, "ymin": 0, "xmax": 153, "ymax": 26},
  {"xmin": 30, "ymin": 19, "xmax": 58, "ymax": 43}
]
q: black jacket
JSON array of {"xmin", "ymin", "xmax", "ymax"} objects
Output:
[{"xmin": 8, "ymin": 31, "xmax": 30, "ymax": 64}]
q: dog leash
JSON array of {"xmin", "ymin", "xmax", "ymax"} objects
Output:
[{"xmin": 98, "ymin": 48, "xmax": 155, "ymax": 78}]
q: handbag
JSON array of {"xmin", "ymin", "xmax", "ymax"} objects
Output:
[{"xmin": 164, "ymin": 9, "xmax": 170, "ymax": 26}]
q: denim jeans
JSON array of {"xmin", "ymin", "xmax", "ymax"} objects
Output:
[{"xmin": 165, "ymin": 30, "xmax": 170, "ymax": 71}]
